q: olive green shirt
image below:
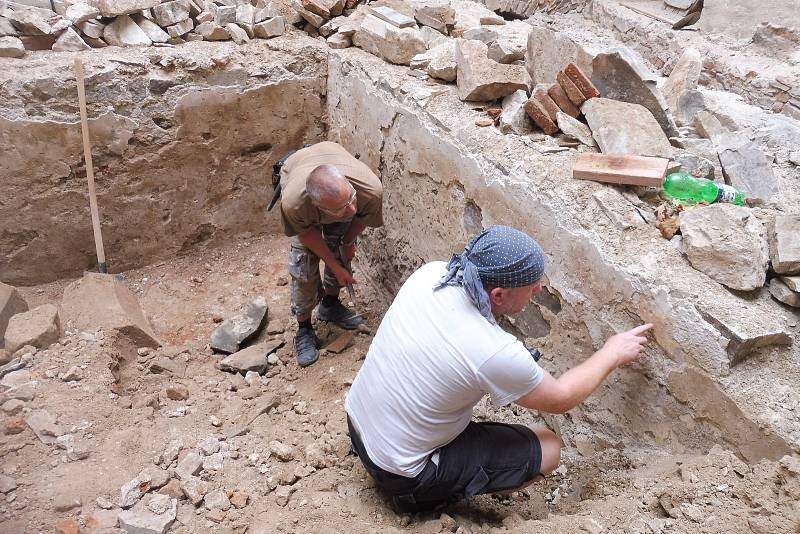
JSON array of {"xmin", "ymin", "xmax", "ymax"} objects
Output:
[{"xmin": 279, "ymin": 141, "xmax": 384, "ymax": 237}]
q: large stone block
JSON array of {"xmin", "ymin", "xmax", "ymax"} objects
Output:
[
  {"xmin": 0, "ymin": 283, "xmax": 28, "ymax": 348},
  {"xmin": 697, "ymin": 305, "xmax": 791, "ymax": 366},
  {"xmin": 679, "ymin": 204, "xmax": 769, "ymax": 291},
  {"xmin": 582, "ymin": 98, "xmax": 673, "ymax": 158},
  {"xmin": 210, "ymin": 296, "xmax": 268, "ymax": 353},
  {"xmin": 103, "ymin": 14, "xmax": 152, "ymax": 46},
  {"xmin": 89, "ymin": 0, "xmax": 160, "ymax": 17},
  {"xmin": 524, "ymin": 25, "xmax": 594, "ymax": 87},
  {"xmin": 714, "ymin": 132, "xmax": 779, "ymax": 205},
  {"xmin": 770, "ymin": 215, "xmax": 800, "ymax": 274},
  {"xmin": 4, "ymin": 304, "xmax": 60, "ymax": 353},
  {"xmin": 352, "ymin": 14, "xmax": 425, "ymax": 65},
  {"xmin": 413, "ymin": 0, "xmax": 454, "ymax": 34},
  {"xmin": 60, "ymin": 273, "xmax": 160, "ymax": 348},
  {"xmin": 152, "ymin": 0, "xmax": 190, "ymax": 27},
  {"xmin": 662, "ymin": 47, "xmax": 702, "ymax": 126},
  {"xmin": 454, "ymin": 38, "xmax": 530, "ymax": 102},
  {"xmin": 591, "ymin": 50, "xmax": 678, "ymax": 138}
]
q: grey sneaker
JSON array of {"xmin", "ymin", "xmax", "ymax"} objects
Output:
[
  {"xmin": 295, "ymin": 327, "xmax": 319, "ymax": 367},
  {"xmin": 317, "ymin": 300, "xmax": 363, "ymax": 330}
]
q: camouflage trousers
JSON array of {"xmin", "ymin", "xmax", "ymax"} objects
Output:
[{"xmin": 288, "ymin": 221, "xmax": 350, "ymax": 318}]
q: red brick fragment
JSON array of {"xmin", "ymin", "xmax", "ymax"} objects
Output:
[
  {"xmin": 556, "ymin": 71, "xmax": 587, "ymax": 107},
  {"xmin": 55, "ymin": 519, "xmax": 80, "ymax": 534},
  {"xmin": 548, "ymin": 83, "xmax": 581, "ymax": 118},
  {"xmin": 564, "ymin": 63, "xmax": 600, "ymax": 99},
  {"xmin": 532, "ymin": 86, "xmax": 560, "ymax": 122},
  {"xmin": 523, "ymin": 98, "xmax": 559, "ymax": 135}
]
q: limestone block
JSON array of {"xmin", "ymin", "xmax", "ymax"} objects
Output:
[
  {"xmin": 225, "ymin": 24, "xmax": 250, "ymax": 44},
  {"xmin": 770, "ymin": 215, "xmax": 800, "ymax": 274},
  {"xmin": 413, "ymin": 0, "xmax": 453, "ymax": 34},
  {"xmin": 292, "ymin": 1, "xmax": 325, "ymax": 27},
  {"xmin": 217, "ymin": 340, "xmax": 283, "ymax": 375},
  {"xmin": 782, "ymin": 275, "xmax": 800, "ymax": 292},
  {"xmin": 132, "ymin": 14, "xmax": 169, "ymax": 43},
  {"xmin": 697, "ymin": 305, "xmax": 791, "ymax": 365},
  {"xmin": 487, "ymin": 40, "xmax": 519, "ymax": 64},
  {"xmin": 462, "ymin": 25, "xmax": 496, "ymax": 43},
  {"xmin": 0, "ymin": 282, "xmax": 28, "ymax": 348},
  {"xmin": 591, "ymin": 50, "xmax": 678, "ymax": 138},
  {"xmin": 89, "ymin": 0, "xmax": 160, "ymax": 17},
  {"xmin": 77, "ymin": 18, "xmax": 105, "ymax": 38},
  {"xmin": 582, "ymin": 98, "xmax": 673, "ymax": 158},
  {"xmin": 0, "ymin": 17, "xmax": 18, "ymax": 37},
  {"xmin": 679, "ymin": 204, "xmax": 769, "ymax": 291},
  {"xmin": 556, "ymin": 112, "xmax": 596, "ymax": 147},
  {"xmin": 714, "ymin": 132, "xmax": 779, "ymax": 205},
  {"xmin": 117, "ymin": 497, "xmax": 177, "ymax": 534},
  {"xmin": 208, "ymin": 1, "xmax": 235, "ymax": 24},
  {"xmin": 152, "ymin": 0, "xmax": 190, "ymax": 27},
  {"xmin": 454, "ymin": 38, "xmax": 530, "ymax": 102},
  {"xmin": 499, "ymin": 89, "xmax": 532, "ymax": 135},
  {"xmin": 60, "ymin": 273, "xmax": 160, "ymax": 348},
  {"xmin": 4, "ymin": 304, "xmax": 60, "ymax": 353},
  {"xmin": 671, "ymin": 137, "xmax": 723, "ymax": 181},
  {"xmin": 253, "ymin": 16, "xmax": 284, "ymax": 38},
  {"xmin": 525, "ymin": 25, "xmax": 594, "ymax": 87},
  {"xmin": 65, "ymin": 2, "xmax": 100, "ymax": 24},
  {"xmin": 769, "ymin": 278, "xmax": 800, "ymax": 307},
  {"xmin": 670, "ymin": 152, "xmax": 715, "ymax": 181},
  {"xmin": 353, "ymin": 14, "xmax": 425, "ymax": 66},
  {"xmin": 418, "ymin": 24, "xmax": 446, "ymax": 47},
  {"xmin": 369, "ymin": 5, "xmax": 414, "ymax": 28},
  {"xmin": 482, "ymin": 0, "xmax": 538, "ymax": 17},
  {"xmin": 662, "ymin": 48, "xmax": 701, "ymax": 113},
  {"xmin": 103, "ymin": 14, "xmax": 152, "ymax": 46},
  {"xmin": 195, "ymin": 21, "xmax": 230, "ymax": 40},
  {"xmin": 5, "ymin": 5, "xmax": 54, "ymax": 35},
  {"xmin": 167, "ymin": 18, "xmax": 193, "ymax": 38},
  {"xmin": 412, "ymin": 40, "xmax": 455, "ymax": 81},
  {"xmin": 236, "ymin": 2, "xmax": 255, "ymax": 25},
  {"xmin": 326, "ymin": 32, "xmax": 350, "ymax": 48},
  {"xmin": 52, "ymin": 25, "xmax": 90, "ymax": 50}
]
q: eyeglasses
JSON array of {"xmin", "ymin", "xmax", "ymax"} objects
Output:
[{"xmin": 319, "ymin": 188, "xmax": 357, "ymax": 216}]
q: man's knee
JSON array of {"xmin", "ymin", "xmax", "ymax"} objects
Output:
[{"xmin": 535, "ymin": 427, "xmax": 562, "ymax": 475}]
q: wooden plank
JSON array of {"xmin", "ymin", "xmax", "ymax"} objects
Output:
[
  {"xmin": 572, "ymin": 153, "xmax": 669, "ymax": 187},
  {"xmin": 619, "ymin": 1, "xmax": 678, "ymax": 25}
]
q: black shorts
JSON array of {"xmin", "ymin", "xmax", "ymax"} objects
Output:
[{"xmin": 348, "ymin": 418, "xmax": 542, "ymax": 513}]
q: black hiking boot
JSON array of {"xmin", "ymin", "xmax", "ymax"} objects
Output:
[
  {"xmin": 316, "ymin": 300, "xmax": 363, "ymax": 330},
  {"xmin": 295, "ymin": 326, "xmax": 319, "ymax": 367}
]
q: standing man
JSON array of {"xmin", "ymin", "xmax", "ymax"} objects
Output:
[
  {"xmin": 345, "ymin": 225, "xmax": 652, "ymax": 512},
  {"xmin": 278, "ymin": 141, "xmax": 383, "ymax": 367}
]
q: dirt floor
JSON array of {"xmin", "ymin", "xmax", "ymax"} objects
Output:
[{"xmin": 0, "ymin": 234, "xmax": 798, "ymax": 534}]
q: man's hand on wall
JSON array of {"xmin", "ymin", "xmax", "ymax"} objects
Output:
[{"xmin": 602, "ymin": 324, "xmax": 654, "ymax": 367}]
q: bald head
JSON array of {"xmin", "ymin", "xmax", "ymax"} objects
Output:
[{"xmin": 306, "ymin": 165, "xmax": 349, "ymax": 204}]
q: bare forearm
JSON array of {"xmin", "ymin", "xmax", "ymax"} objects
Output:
[
  {"xmin": 554, "ymin": 348, "xmax": 618, "ymax": 411},
  {"xmin": 298, "ymin": 229, "xmax": 341, "ymax": 270}
]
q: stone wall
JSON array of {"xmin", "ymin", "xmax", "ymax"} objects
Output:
[
  {"xmin": 327, "ymin": 48, "xmax": 798, "ymax": 461},
  {"xmin": 0, "ymin": 38, "xmax": 328, "ymax": 286}
]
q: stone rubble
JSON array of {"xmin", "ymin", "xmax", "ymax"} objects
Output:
[
  {"xmin": 3, "ymin": 304, "xmax": 60, "ymax": 354},
  {"xmin": 454, "ymin": 38, "xmax": 530, "ymax": 101},
  {"xmin": 209, "ymin": 296, "xmax": 268, "ymax": 354},
  {"xmin": 770, "ymin": 215, "xmax": 800, "ymax": 275}
]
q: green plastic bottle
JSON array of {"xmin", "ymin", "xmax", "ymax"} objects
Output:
[{"xmin": 662, "ymin": 172, "xmax": 746, "ymax": 206}]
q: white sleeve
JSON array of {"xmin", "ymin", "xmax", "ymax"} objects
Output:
[{"xmin": 476, "ymin": 341, "xmax": 544, "ymax": 407}]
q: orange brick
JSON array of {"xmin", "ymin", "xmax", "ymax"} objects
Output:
[
  {"xmin": 564, "ymin": 62, "xmax": 600, "ymax": 99},
  {"xmin": 532, "ymin": 85, "xmax": 560, "ymax": 121},
  {"xmin": 548, "ymin": 83, "xmax": 581, "ymax": 118},
  {"xmin": 523, "ymin": 98, "xmax": 559, "ymax": 135},
  {"xmin": 556, "ymin": 71, "xmax": 586, "ymax": 107}
]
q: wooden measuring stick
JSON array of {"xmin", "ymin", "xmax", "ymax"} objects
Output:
[{"xmin": 74, "ymin": 58, "xmax": 108, "ymax": 274}]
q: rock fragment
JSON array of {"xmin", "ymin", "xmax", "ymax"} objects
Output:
[
  {"xmin": 3, "ymin": 304, "xmax": 60, "ymax": 354},
  {"xmin": 698, "ymin": 305, "xmax": 791, "ymax": 365},
  {"xmin": 582, "ymin": 98, "xmax": 673, "ymax": 157},
  {"xmin": 369, "ymin": 5, "xmax": 414, "ymax": 28},
  {"xmin": 413, "ymin": 0, "xmax": 454, "ymax": 34},
  {"xmin": 53, "ymin": 26, "xmax": 90, "ymax": 51},
  {"xmin": 253, "ymin": 17, "xmax": 284, "ymax": 38},
  {"xmin": 225, "ymin": 22, "xmax": 249, "ymax": 43},
  {"xmin": 89, "ymin": 0, "xmax": 161, "ymax": 17},
  {"xmin": 175, "ymin": 452, "xmax": 203, "ymax": 478},
  {"xmin": 65, "ymin": 2, "xmax": 100, "ymax": 24},
  {"xmin": 210, "ymin": 296, "xmax": 268, "ymax": 354},
  {"xmin": 769, "ymin": 278, "xmax": 800, "ymax": 307},
  {"xmin": 0, "ymin": 475, "xmax": 17, "ymax": 493},
  {"xmin": 120, "ymin": 472, "xmax": 152, "ymax": 508},
  {"xmin": 117, "ymin": 497, "xmax": 177, "ymax": 534},
  {"xmin": 454, "ymin": 38, "xmax": 530, "ymax": 102},
  {"xmin": 269, "ymin": 440, "xmax": 294, "ymax": 461},
  {"xmin": 230, "ymin": 491, "xmax": 249, "ymax": 509},
  {"xmin": 679, "ymin": 204, "xmax": 769, "ymax": 291},
  {"xmin": 662, "ymin": 47, "xmax": 702, "ymax": 125},
  {"xmin": 0, "ymin": 36, "xmax": 25, "ymax": 58},
  {"xmin": 133, "ymin": 15, "xmax": 170, "ymax": 43},
  {"xmin": 25, "ymin": 409, "xmax": 62, "ymax": 445},
  {"xmin": 556, "ymin": 112, "xmax": 596, "ymax": 147},
  {"xmin": 179, "ymin": 476, "xmax": 209, "ymax": 505},
  {"xmin": 204, "ymin": 489, "xmax": 231, "ymax": 511},
  {"xmin": 353, "ymin": 14, "xmax": 425, "ymax": 65},
  {"xmin": 714, "ymin": 132, "xmax": 779, "ymax": 205},
  {"xmin": 195, "ymin": 21, "xmax": 230, "ymax": 40},
  {"xmin": 218, "ymin": 339, "xmax": 283, "ymax": 375},
  {"xmin": 770, "ymin": 215, "xmax": 800, "ymax": 274}
]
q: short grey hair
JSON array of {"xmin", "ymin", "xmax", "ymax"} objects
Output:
[{"xmin": 306, "ymin": 164, "xmax": 346, "ymax": 204}]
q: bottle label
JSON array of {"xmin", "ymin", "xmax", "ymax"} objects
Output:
[{"xmin": 715, "ymin": 184, "xmax": 738, "ymax": 203}]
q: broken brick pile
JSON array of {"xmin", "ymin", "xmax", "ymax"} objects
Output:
[
  {"xmin": 0, "ymin": 0, "xmax": 287, "ymax": 57},
  {"xmin": 523, "ymin": 62, "xmax": 599, "ymax": 135}
]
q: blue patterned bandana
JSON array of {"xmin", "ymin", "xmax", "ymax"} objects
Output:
[{"xmin": 433, "ymin": 225, "xmax": 546, "ymax": 323}]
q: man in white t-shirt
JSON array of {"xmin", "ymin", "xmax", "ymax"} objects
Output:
[{"xmin": 345, "ymin": 225, "xmax": 653, "ymax": 512}]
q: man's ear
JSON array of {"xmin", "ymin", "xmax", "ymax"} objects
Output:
[{"xmin": 487, "ymin": 287, "xmax": 503, "ymax": 306}]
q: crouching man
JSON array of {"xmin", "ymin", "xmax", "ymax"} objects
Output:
[
  {"xmin": 345, "ymin": 225, "xmax": 652, "ymax": 511},
  {"xmin": 278, "ymin": 141, "xmax": 383, "ymax": 367}
]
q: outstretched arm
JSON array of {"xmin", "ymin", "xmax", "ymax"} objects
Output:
[{"xmin": 515, "ymin": 324, "xmax": 653, "ymax": 414}]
